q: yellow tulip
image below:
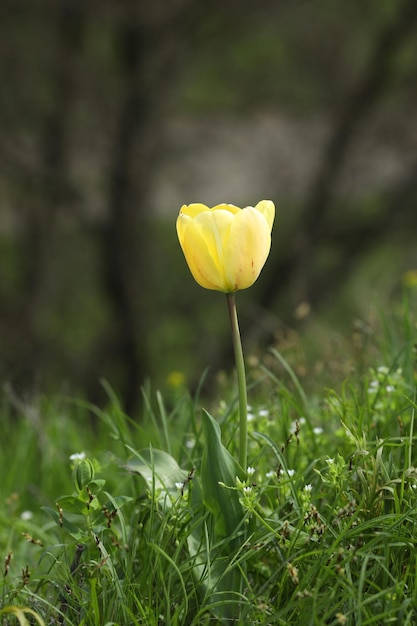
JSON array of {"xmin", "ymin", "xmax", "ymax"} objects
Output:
[{"xmin": 176, "ymin": 200, "xmax": 275, "ymax": 293}]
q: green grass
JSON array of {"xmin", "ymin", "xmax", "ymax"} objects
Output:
[{"xmin": 1, "ymin": 296, "xmax": 417, "ymax": 625}]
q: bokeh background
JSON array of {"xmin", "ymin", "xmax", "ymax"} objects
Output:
[{"xmin": 1, "ymin": 0, "xmax": 416, "ymax": 413}]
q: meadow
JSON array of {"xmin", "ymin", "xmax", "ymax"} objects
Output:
[
  {"xmin": 1, "ymin": 3, "xmax": 416, "ymax": 623},
  {"xmin": 1, "ymin": 283, "xmax": 417, "ymax": 625}
]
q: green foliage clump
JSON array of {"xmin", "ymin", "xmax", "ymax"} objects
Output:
[{"xmin": 0, "ymin": 301, "xmax": 417, "ymax": 624}]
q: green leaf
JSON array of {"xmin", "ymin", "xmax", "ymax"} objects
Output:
[
  {"xmin": 201, "ymin": 409, "xmax": 244, "ymax": 538},
  {"xmin": 125, "ymin": 446, "xmax": 188, "ymax": 507},
  {"xmin": 57, "ymin": 489, "xmax": 101, "ymax": 513},
  {"xmin": 41, "ymin": 506, "xmax": 86, "ymax": 541},
  {"xmin": 56, "ymin": 495, "xmax": 88, "ymax": 514},
  {"xmin": 74, "ymin": 458, "xmax": 95, "ymax": 491},
  {"xmin": 198, "ymin": 410, "xmax": 246, "ymax": 622},
  {"xmin": 103, "ymin": 494, "xmax": 134, "ymax": 510}
]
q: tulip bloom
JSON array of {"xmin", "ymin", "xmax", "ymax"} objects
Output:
[{"xmin": 176, "ymin": 200, "xmax": 275, "ymax": 293}]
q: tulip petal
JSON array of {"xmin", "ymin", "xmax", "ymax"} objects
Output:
[
  {"xmin": 224, "ymin": 207, "xmax": 271, "ymax": 290},
  {"xmin": 193, "ymin": 209, "xmax": 235, "ymax": 290},
  {"xmin": 177, "ymin": 200, "xmax": 275, "ymax": 292},
  {"xmin": 254, "ymin": 200, "xmax": 275, "ymax": 232},
  {"xmin": 211, "ymin": 203, "xmax": 241, "ymax": 215},
  {"xmin": 179, "ymin": 203, "xmax": 210, "ymax": 218},
  {"xmin": 177, "ymin": 213, "xmax": 224, "ymax": 290}
]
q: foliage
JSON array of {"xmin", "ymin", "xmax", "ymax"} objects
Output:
[{"xmin": 1, "ymin": 294, "xmax": 416, "ymax": 624}]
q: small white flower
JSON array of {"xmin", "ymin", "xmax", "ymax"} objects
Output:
[
  {"xmin": 313, "ymin": 427, "xmax": 323, "ymax": 435},
  {"xmin": 69, "ymin": 452, "xmax": 86, "ymax": 461},
  {"xmin": 304, "ymin": 484, "xmax": 313, "ymax": 492},
  {"xmin": 185, "ymin": 439, "xmax": 195, "ymax": 449},
  {"xmin": 287, "ymin": 469, "xmax": 295, "ymax": 477},
  {"xmin": 258, "ymin": 409, "xmax": 269, "ymax": 417},
  {"xmin": 369, "ymin": 380, "xmax": 379, "ymax": 388},
  {"xmin": 247, "ymin": 412, "xmax": 255, "ymax": 422},
  {"xmin": 266, "ymin": 470, "xmax": 275, "ymax": 479},
  {"xmin": 386, "ymin": 385, "xmax": 395, "ymax": 393},
  {"xmin": 377, "ymin": 366, "xmax": 389, "ymax": 374},
  {"xmin": 175, "ymin": 482, "xmax": 184, "ymax": 490},
  {"xmin": 21, "ymin": 510, "xmax": 33, "ymax": 521},
  {"xmin": 247, "ymin": 466, "xmax": 256, "ymax": 476},
  {"xmin": 243, "ymin": 486, "xmax": 252, "ymax": 494},
  {"xmin": 326, "ymin": 458, "xmax": 335, "ymax": 465}
]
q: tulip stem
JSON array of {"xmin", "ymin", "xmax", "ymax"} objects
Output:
[{"xmin": 226, "ymin": 292, "xmax": 247, "ymax": 473}]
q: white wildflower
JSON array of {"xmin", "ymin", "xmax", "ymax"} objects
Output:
[{"xmin": 69, "ymin": 452, "xmax": 86, "ymax": 461}]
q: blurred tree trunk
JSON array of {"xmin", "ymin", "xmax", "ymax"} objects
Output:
[
  {"xmin": 300, "ymin": 0, "xmax": 417, "ymax": 269},
  {"xmin": 99, "ymin": 1, "xmax": 196, "ymax": 413},
  {"xmin": 258, "ymin": 0, "xmax": 417, "ymax": 318},
  {"xmin": 100, "ymin": 11, "xmax": 152, "ymax": 415},
  {"xmin": 14, "ymin": 0, "xmax": 84, "ymax": 388},
  {"xmin": 98, "ymin": 0, "xmax": 215, "ymax": 412}
]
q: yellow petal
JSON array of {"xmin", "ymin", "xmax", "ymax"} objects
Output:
[
  {"xmin": 223, "ymin": 207, "xmax": 271, "ymax": 290},
  {"xmin": 192, "ymin": 209, "xmax": 236, "ymax": 290},
  {"xmin": 176, "ymin": 200, "xmax": 275, "ymax": 292},
  {"xmin": 254, "ymin": 200, "xmax": 275, "ymax": 232},
  {"xmin": 179, "ymin": 203, "xmax": 210, "ymax": 218},
  {"xmin": 211, "ymin": 203, "xmax": 241, "ymax": 215},
  {"xmin": 177, "ymin": 212, "xmax": 225, "ymax": 290}
]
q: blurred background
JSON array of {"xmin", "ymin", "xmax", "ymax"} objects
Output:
[{"xmin": 0, "ymin": 0, "xmax": 416, "ymax": 414}]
